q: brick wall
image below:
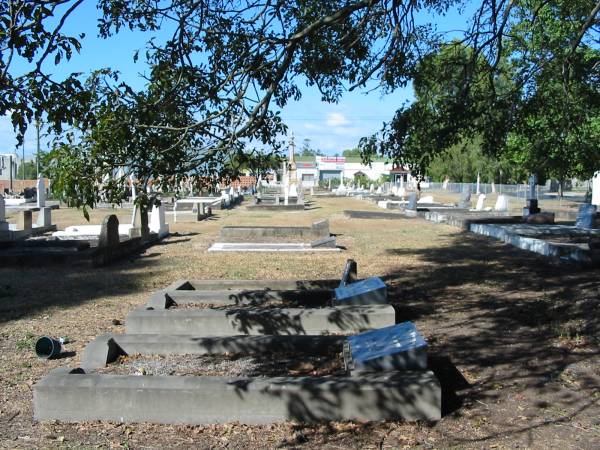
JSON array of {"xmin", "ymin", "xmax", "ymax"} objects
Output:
[{"xmin": 0, "ymin": 178, "xmax": 48, "ymax": 194}]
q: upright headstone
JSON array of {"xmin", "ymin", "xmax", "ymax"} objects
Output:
[
  {"xmin": 458, "ymin": 185, "xmax": 472, "ymax": 209},
  {"xmin": 328, "ymin": 179, "xmax": 331, "ymax": 191},
  {"xmin": 494, "ymin": 194, "xmax": 508, "ymax": 212},
  {"xmin": 36, "ymin": 177, "xmax": 45, "ymax": 208},
  {"xmin": 592, "ymin": 172, "xmax": 600, "ymax": 206},
  {"xmin": 99, "ymin": 215, "xmax": 120, "ymax": 248},
  {"xmin": 0, "ymin": 196, "xmax": 8, "ymax": 231},
  {"xmin": 369, "ymin": 183, "xmax": 374, "ymax": 193},
  {"xmin": 310, "ymin": 186, "xmax": 314, "ymax": 196},
  {"xmin": 37, "ymin": 207, "xmax": 52, "ymax": 227},
  {"xmin": 407, "ymin": 192, "xmax": 417, "ymax": 210},
  {"xmin": 284, "ymin": 185, "xmax": 289, "ymax": 205},
  {"xmin": 476, "ymin": 173, "xmax": 481, "ymax": 195},
  {"xmin": 18, "ymin": 210, "xmax": 32, "ymax": 232},
  {"xmin": 475, "ymin": 194, "xmax": 486, "ymax": 211},
  {"xmin": 442, "ymin": 177, "xmax": 449, "ymax": 190},
  {"xmin": 150, "ymin": 204, "xmax": 169, "ymax": 237},
  {"xmin": 130, "ymin": 174, "xmax": 137, "ymax": 203},
  {"xmin": 376, "ymin": 186, "xmax": 382, "ymax": 194},
  {"xmin": 297, "ymin": 187, "xmax": 305, "ymax": 205},
  {"xmin": 575, "ymin": 204, "xmax": 597, "ymax": 229},
  {"xmin": 524, "ymin": 173, "xmax": 541, "ymax": 215}
]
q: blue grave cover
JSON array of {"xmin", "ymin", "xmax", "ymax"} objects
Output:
[
  {"xmin": 347, "ymin": 322, "xmax": 427, "ymax": 370},
  {"xmin": 334, "ymin": 277, "xmax": 386, "ymax": 302}
]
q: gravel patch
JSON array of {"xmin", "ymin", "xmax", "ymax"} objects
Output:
[{"xmin": 98, "ymin": 352, "xmax": 346, "ymax": 377}]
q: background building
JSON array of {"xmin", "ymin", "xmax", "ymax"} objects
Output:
[{"xmin": 293, "ymin": 155, "xmax": 415, "ymax": 187}]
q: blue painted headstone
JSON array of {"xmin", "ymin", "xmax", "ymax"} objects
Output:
[
  {"xmin": 575, "ymin": 204, "xmax": 597, "ymax": 229},
  {"xmin": 334, "ymin": 277, "xmax": 387, "ymax": 305},
  {"xmin": 407, "ymin": 193, "xmax": 417, "ymax": 210},
  {"xmin": 345, "ymin": 322, "xmax": 428, "ymax": 373}
]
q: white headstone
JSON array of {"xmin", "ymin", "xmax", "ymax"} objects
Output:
[
  {"xmin": 376, "ymin": 186, "xmax": 382, "ymax": 194},
  {"xmin": 36, "ymin": 177, "xmax": 45, "ymax": 208},
  {"xmin": 494, "ymin": 194, "xmax": 508, "ymax": 212},
  {"xmin": 592, "ymin": 171, "xmax": 600, "ymax": 206},
  {"xmin": 442, "ymin": 178, "xmax": 449, "ymax": 190},
  {"xmin": 476, "ymin": 173, "xmax": 481, "ymax": 195},
  {"xmin": 310, "ymin": 186, "xmax": 314, "ymax": 195},
  {"xmin": 273, "ymin": 171, "xmax": 278, "ymax": 183},
  {"xmin": 289, "ymin": 183, "xmax": 298, "ymax": 197},
  {"xmin": 370, "ymin": 183, "xmax": 374, "ymax": 193},
  {"xmin": 328, "ymin": 179, "xmax": 331, "ymax": 190},
  {"xmin": 284, "ymin": 185, "xmax": 289, "ymax": 205},
  {"xmin": 130, "ymin": 174, "xmax": 137, "ymax": 202},
  {"xmin": 475, "ymin": 194, "xmax": 486, "ymax": 211},
  {"xmin": 37, "ymin": 206, "xmax": 52, "ymax": 227},
  {"xmin": 150, "ymin": 204, "xmax": 169, "ymax": 238}
]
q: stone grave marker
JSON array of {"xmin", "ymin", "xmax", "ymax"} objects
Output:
[
  {"xmin": 458, "ymin": 185, "xmax": 471, "ymax": 208},
  {"xmin": 37, "ymin": 207, "xmax": 52, "ymax": 227},
  {"xmin": 407, "ymin": 192, "xmax": 417, "ymax": 210},
  {"xmin": 494, "ymin": 194, "xmax": 508, "ymax": 212},
  {"xmin": 18, "ymin": 210, "xmax": 32, "ymax": 232},
  {"xmin": 475, "ymin": 194, "xmax": 486, "ymax": 211},
  {"xmin": 575, "ymin": 204, "xmax": 597, "ymax": 229},
  {"xmin": 524, "ymin": 174, "xmax": 540, "ymax": 215},
  {"xmin": 99, "ymin": 215, "xmax": 120, "ymax": 248},
  {"xmin": 36, "ymin": 177, "xmax": 45, "ymax": 208}
]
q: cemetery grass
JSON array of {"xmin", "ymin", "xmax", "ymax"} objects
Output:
[{"xmin": 0, "ymin": 197, "xmax": 599, "ymax": 449}]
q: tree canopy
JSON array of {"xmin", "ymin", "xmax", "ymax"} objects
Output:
[
  {"xmin": 1, "ymin": 1, "xmax": 598, "ymax": 208},
  {"xmin": 360, "ymin": 0, "xmax": 600, "ymax": 183}
]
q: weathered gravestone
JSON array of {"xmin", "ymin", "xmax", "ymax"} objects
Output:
[
  {"xmin": 98, "ymin": 215, "xmax": 120, "ymax": 248},
  {"xmin": 524, "ymin": 174, "xmax": 541, "ymax": 215},
  {"xmin": 407, "ymin": 192, "xmax": 417, "ymax": 210},
  {"xmin": 494, "ymin": 194, "xmax": 508, "ymax": 212},
  {"xmin": 458, "ymin": 185, "xmax": 471, "ymax": 209},
  {"xmin": 37, "ymin": 207, "xmax": 52, "ymax": 227},
  {"xmin": 575, "ymin": 204, "xmax": 597, "ymax": 229},
  {"xmin": 36, "ymin": 177, "xmax": 45, "ymax": 208},
  {"xmin": 18, "ymin": 210, "xmax": 32, "ymax": 232},
  {"xmin": 475, "ymin": 194, "xmax": 486, "ymax": 211}
]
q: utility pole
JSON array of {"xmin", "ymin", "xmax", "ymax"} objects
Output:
[{"xmin": 36, "ymin": 120, "xmax": 41, "ymax": 178}]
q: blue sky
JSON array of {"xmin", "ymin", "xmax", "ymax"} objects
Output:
[{"xmin": 1, "ymin": 2, "xmax": 472, "ymax": 158}]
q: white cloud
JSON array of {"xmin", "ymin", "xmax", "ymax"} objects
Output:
[
  {"xmin": 303, "ymin": 123, "xmax": 320, "ymax": 130},
  {"xmin": 326, "ymin": 112, "xmax": 350, "ymax": 127}
]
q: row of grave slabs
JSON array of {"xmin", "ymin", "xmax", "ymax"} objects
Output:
[{"xmin": 34, "ymin": 260, "xmax": 442, "ymax": 424}]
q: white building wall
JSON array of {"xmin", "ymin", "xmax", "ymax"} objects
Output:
[
  {"xmin": 343, "ymin": 162, "xmax": 393, "ymax": 180},
  {"xmin": 0, "ymin": 153, "xmax": 19, "ymax": 181}
]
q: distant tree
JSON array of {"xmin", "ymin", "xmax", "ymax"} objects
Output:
[
  {"xmin": 342, "ymin": 148, "xmax": 362, "ymax": 157},
  {"xmin": 16, "ymin": 160, "xmax": 37, "ymax": 179},
  {"xmin": 300, "ymin": 138, "xmax": 324, "ymax": 157}
]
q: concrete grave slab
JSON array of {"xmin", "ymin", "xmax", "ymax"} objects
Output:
[
  {"xmin": 126, "ymin": 305, "xmax": 396, "ymax": 336},
  {"xmin": 34, "ymin": 369, "xmax": 441, "ymax": 424}
]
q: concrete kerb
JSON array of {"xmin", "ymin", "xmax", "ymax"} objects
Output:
[
  {"xmin": 82, "ymin": 333, "xmax": 347, "ymax": 370},
  {"xmin": 126, "ymin": 305, "xmax": 396, "ymax": 336},
  {"xmin": 149, "ymin": 289, "xmax": 334, "ymax": 309},
  {"xmin": 34, "ymin": 370, "xmax": 441, "ymax": 424}
]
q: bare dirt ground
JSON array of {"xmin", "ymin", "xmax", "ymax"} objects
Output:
[{"xmin": 1, "ymin": 196, "xmax": 599, "ymax": 449}]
